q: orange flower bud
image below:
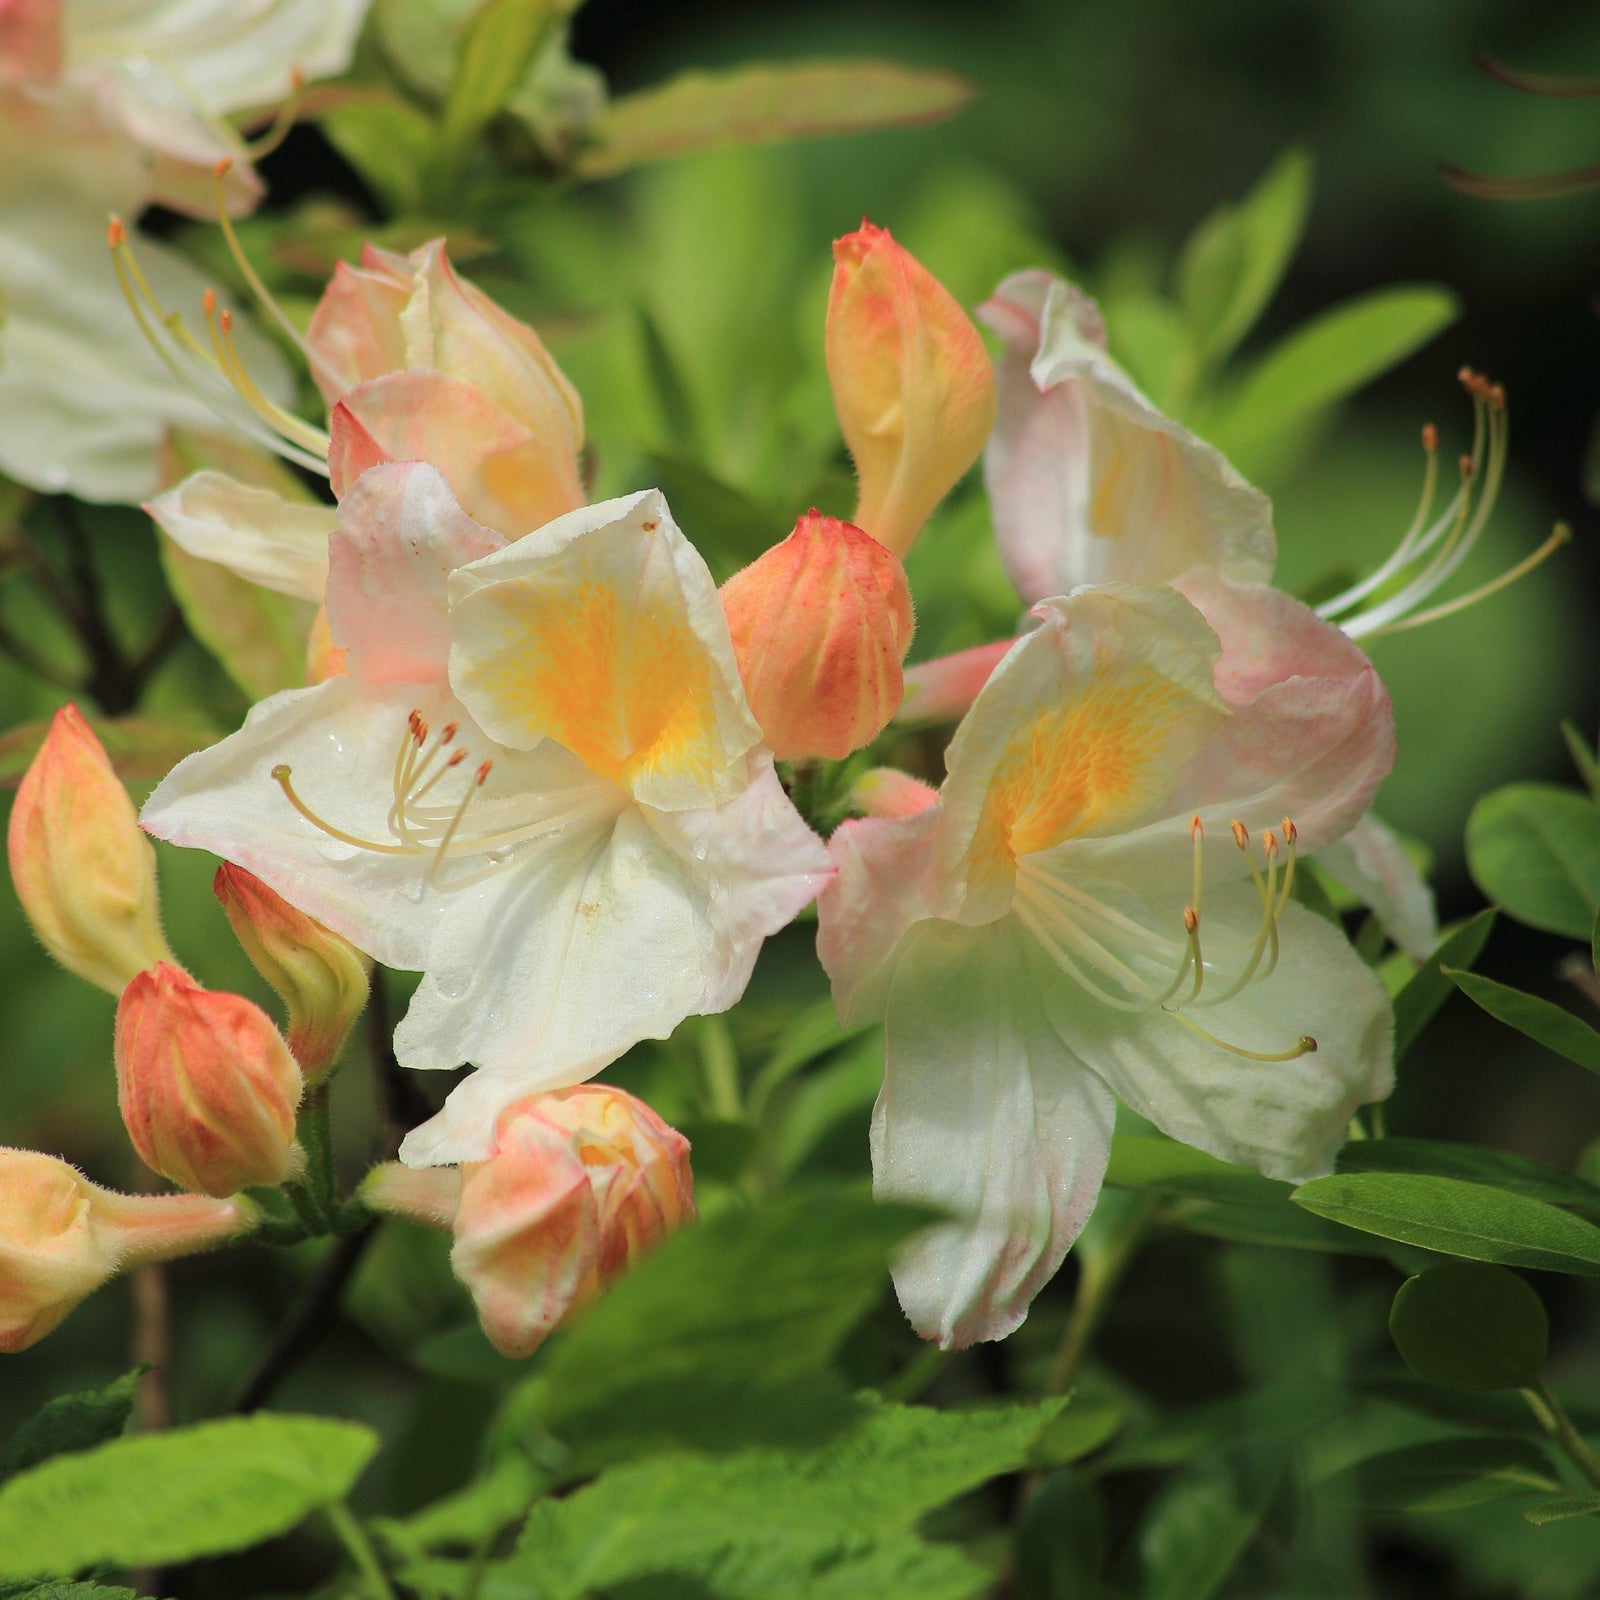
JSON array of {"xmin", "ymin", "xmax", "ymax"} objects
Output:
[
  {"xmin": 214, "ymin": 864, "xmax": 370, "ymax": 1081},
  {"xmin": 115, "ymin": 964, "xmax": 303, "ymax": 1197},
  {"xmin": 449, "ymin": 1086, "xmax": 694, "ymax": 1359},
  {"xmin": 0, "ymin": 1147, "xmax": 254, "ymax": 1352},
  {"xmin": 361, "ymin": 1163, "xmax": 463, "ymax": 1230},
  {"xmin": 826, "ymin": 220, "xmax": 996, "ymax": 557},
  {"xmin": 7, "ymin": 704, "xmax": 175, "ymax": 996},
  {"xmin": 721, "ymin": 511, "xmax": 914, "ymax": 762}
]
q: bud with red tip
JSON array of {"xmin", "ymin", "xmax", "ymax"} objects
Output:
[
  {"xmin": 826, "ymin": 221, "xmax": 996, "ymax": 557},
  {"xmin": 7, "ymin": 704, "xmax": 176, "ymax": 996},
  {"xmin": 115, "ymin": 964, "xmax": 303, "ymax": 1197},
  {"xmin": 0, "ymin": 1147, "xmax": 255, "ymax": 1352},
  {"xmin": 721, "ymin": 510, "xmax": 914, "ymax": 762},
  {"xmin": 366, "ymin": 1085, "xmax": 694, "ymax": 1359},
  {"xmin": 214, "ymin": 864, "xmax": 370, "ymax": 1082}
]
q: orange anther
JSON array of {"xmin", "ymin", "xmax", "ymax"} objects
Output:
[
  {"xmin": 1281, "ymin": 818, "xmax": 1298, "ymax": 845},
  {"xmin": 1489, "ymin": 382, "xmax": 1506, "ymax": 409},
  {"xmin": 1263, "ymin": 830, "xmax": 1280, "ymax": 856},
  {"xmin": 1230, "ymin": 819, "xmax": 1249, "ymax": 850},
  {"xmin": 1190, "ymin": 814, "xmax": 1204, "ymax": 842},
  {"xmin": 213, "ymin": 156, "xmax": 233, "ymax": 179},
  {"xmin": 447, "ymin": 749, "xmax": 467, "ymax": 767},
  {"xmin": 1459, "ymin": 454, "xmax": 1474, "ymax": 481},
  {"xmin": 1183, "ymin": 907, "xmax": 1200, "ymax": 935},
  {"xmin": 202, "ymin": 287, "xmax": 216, "ymax": 317},
  {"xmin": 440, "ymin": 723, "xmax": 458, "ymax": 744},
  {"xmin": 475, "ymin": 762, "xmax": 492, "ymax": 785},
  {"xmin": 106, "ymin": 216, "xmax": 126, "ymax": 248},
  {"xmin": 1422, "ymin": 422, "xmax": 1438, "ymax": 452},
  {"xmin": 219, "ymin": 307, "xmax": 234, "ymax": 334}
]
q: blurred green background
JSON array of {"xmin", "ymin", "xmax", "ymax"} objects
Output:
[{"xmin": 4, "ymin": 2, "xmax": 1600, "ymax": 1593}]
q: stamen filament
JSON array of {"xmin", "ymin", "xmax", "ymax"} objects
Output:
[
  {"xmin": 206, "ymin": 298, "xmax": 331, "ymax": 456},
  {"xmin": 1364, "ymin": 522, "xmax": 1572, "ymax": 636},
  {"xmin": 272, "ymin": 765, "xmax": 413, "ymax": 855},
  {"xmin": 243, "ymin": 67, "xmax": 305, "ymax": 162},
  {"xmin": 1167, "ymin": 1011, "xmax": 1319, "ymax": 1063}
]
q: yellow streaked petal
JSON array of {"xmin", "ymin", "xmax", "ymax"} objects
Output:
[
  {"xmin": 941, "ymin": 585, "xmax": 1228, "ymax": 913},
  {"xmin": 449, "ymin": 491, "xmax": 762, "ymax": 811}
]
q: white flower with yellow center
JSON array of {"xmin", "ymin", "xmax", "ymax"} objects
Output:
[{"xmin": 143, "ymin": 462, "xmax": 832, "ymax": 1164}]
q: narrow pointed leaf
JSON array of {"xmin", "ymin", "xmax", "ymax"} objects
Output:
[
  {"xmin": 1444, "ymin": 968, "xmax": 1600, "ymax": 1074},
  {"xmin": 1391, "ymin": 909, "xmax": 1496, "ymax": 1062}
]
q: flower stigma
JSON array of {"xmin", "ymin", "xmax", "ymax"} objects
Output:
[{"xmin": 1009, "ymin": 811, "xmax": 1317, "ymax": 1063}]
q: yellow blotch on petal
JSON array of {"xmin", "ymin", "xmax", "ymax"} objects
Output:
[
  {"xmin": 464, "ymin": 570, "xmax": 722, "ymax": 794},
  {"xmin": 974, "ymin": 665, "xmax": 1199, "ymax": 869}
]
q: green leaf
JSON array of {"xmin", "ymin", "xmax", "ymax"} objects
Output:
[
  {"xmin": 1, "ymin": 1371, "xmax": 144, "ymax": 1482},
  {"xmin": 1329, "ymin": 1437, "xmax": 1558, "ymax": 1512},
  {"xmin": 1213, "ymin": 285, "xmax": 1459, "ymax": 449},
  {"xmin": 1389, "ymin": 1262, "xmax": 1549, "ymax": 1389},
  {"xmin": 1177, "ymin": 146, "xmax": 1312, "ymax": 365},
  {"xmin": 1028, "ymin": 1403, "xmax": 1125, "ymax": 1468},
  {"xmin": 1138, "ymin": 1467, "xmax": 1264, "ymax": 1600},
  {"xmin": 156, "ymin": 533, "xmax": 313, "ymax": 701},
  {"xmin": 503, "ymin": 1398, "xmax": 1063, "ymax": 1600},
  {"xmin": 1292, "ymin": 1173, "xmax": 1600, "ymax": 1274},
  {"xmin": 511, "ymin": 1187, "xmax": 932, "ymax": 1465},
  {"xmin": 436, "ymin": 0, "xmax": 562, "ymax": 183},
  {"xmin": 1013, "ymin": 1470, "xmax": 1106, "ymax": 1600},
  {"xmin": 573, "ymin": 60, "xmax": 976, "ymax": 180},
  {"xmin": 0, "ymin": 715, "xmax": 214, "ymax": 789},
  {"xmin": 1445, "ymin": 968, "xmax": 1600, "ymax": 1074},
  {"xmin": 1525, "ymin": 1493, "xmax": 1600, "ymax": 1525},
  {"xmin": 1391, "ymin": 909, "xmax": 1497, "ymax": 1062},
  {"xmin": 1562, "ymin": 721, "xmax": 1600, "ymax": 804},
  {"xmin": 0, "ymin": 1415, "xmax": 378, "ymax": 1579},
  {"xmin": 1339, "ymin": 1138, "xmax": 1600, "ymax": 1223},
  {"xmin": 322, "ymin": 91, "xmax": 437, "ymax": 214},
  {"xmin": 0, "ymin": 1587, "xmax": 140, "ymax": 1600},
  {"xmin": 1103, "ymin": 1134, "xmax": 1292, "ymax": 1207},
  {"xmin": 1467, "ymin": 783, "xmax": 1600, "ymax": 939}
]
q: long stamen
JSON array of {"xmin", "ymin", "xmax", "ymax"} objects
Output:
[
  {"xmin": 1167, "ymin": 1010, "xmax": 1318, "ymax": 1063},
  {"xmin": 205, "ymin": 297, "xmax": 331, "ymax": 456},
  {"xmin": 272, "ymin": 764, "xmax": 414, "ymax": 855},
  {"xmin": 244, "ymin": 67, "xmax": 305, "ymax": 162},
  {"xmin": 210, "ymin": 158, "xmax": 345, "ymax": 399},
  {"xmin": 428, "ymin": 763, "xmax": 493, "ymax": 887}
]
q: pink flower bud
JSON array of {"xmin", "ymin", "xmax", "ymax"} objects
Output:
[
  {"xmin": 0, "ymin": 1147, "xmax": 254, "ymax": 1352},
  {"xmin": 852, "ymin": 767, "xmax": 939, "ymax": 820},
  {"xmin": 115, "ymin": 965, "xmax": 303, "ymax": 1198},
  {"xmin": 361, "ymin": 1163, "xmax": 463, "ymax": 1229},
  {"xmin": 448, "ymin": 1086, "xmax": 694, "ymax": 1359},
  {"xmin": 214, "ymin": 864, "xmax": 370, "ymax": 1081},
  {"xmin": 826, "ymin": 221, "xmax": 997, "ymax": 557},
  {"xmin": 7, "ymin": 705, "xmax": 175, "ymax": 996},
  {"xmin": 309, "ymin": 240, "xmax": 584, "ymax": 537},
  {"xmin": 721, "ymin": 511, "xmax": 914, "ymax": 762}
]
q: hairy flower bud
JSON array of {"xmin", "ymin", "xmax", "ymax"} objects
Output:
[
  {"xmin": 7, "ymin": 704, "xmax": 175, "ymax": 995},
  {"xmin": 851, "ymin": 767, "xmax": 939, "ymax": 820},
  {"xmin": 445, "ymin": 1086, "xmax": 694, "ymax": 1359},
  {"xmin": 826, "ymin": 220, "xmax": 997, "ymax": 557},
  {"xmin": 0, "ymin": 1148, "xmax": 254, "ymax": 1352},
  {"xmin": 115, "ymin": 965, "xmax": 302, "ymax": 1197},
  {"xmin": 214, "ymin": 864, "xmax": 370, "ymax": 1081},
  {"xmin": 721, "ymin": 510, "xmax": 914, "ymax": 762}
]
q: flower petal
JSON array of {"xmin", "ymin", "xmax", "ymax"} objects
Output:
[
  {"xmin": 981, "ymin": 269, "xmax": 1275, "ymax": 602},
  {"xmin": 1171, "ymin": 570, "xmax": 1395, "ymax": 852},
  {"xmin": 0, "ymin": 198, "xmax": 288, "ymax": 500},
  {"xmin": 817, "ymin": 805, "xmax": 946, "ymax": 1027},
  {"xmin": 146, "ymin": 470, "xmax": 334, "ymax": 601},
  {"xmin": 326, "ymin": 461, "xmax": 504, "ymax": 686},
  {"xmin": 940, "ymin": 584, "xmax": 1228, "ymax": 915},
  {"xmin": 141, "ymin": 676, "xmax": 514, "ymax": 972},
  {"xmin": 875, "ymin": 916, "xmax": 1116, "ymax": 1348},
  {"xmin": 306, "ymin": 250, "xmax": 412, "ymax": 405},
  {"xmin": 329, "ymin": 369, "xmax": 585, "ymax": 540},
  {"xmin": 450, "ymin": 489, "xmax": 762, "ymax": 812},
  {"xmin": 1314, "ymin": 813, "xmax": 1438, "ymax": 960},
  {"xmin": 396, "ymin": 754, "xmax": 830, "ymax": 1164},
  {"xmin": 1039, "ymin": 884, "xmax": 1393, "ymax": 1182}
]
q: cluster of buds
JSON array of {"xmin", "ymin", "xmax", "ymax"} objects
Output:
[
  {"xmin": 721, "ymin": 222, "xmax": 994, "ymax": 765},
  {"xmin": 365, "ymin": 1085, "xmax": 695, "ymax": 1358},
  {"xmin": 2, "ymin": 705, "xmax": 373, "ymax": 1337}
]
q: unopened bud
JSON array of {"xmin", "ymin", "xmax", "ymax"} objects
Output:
[
  {"xmin": 0, "ymin": 1148, "xmax": 254, "ymax": 1352},
  {"xmin": 361, "ymin": 1163, "xmax": 463, "ymax": 1230},
  {"xmin": 826, "ymin": 220, "xmax": 996, "ymax": 556},
  {"xmin": 721, "ymin": 510, "xmax": 914, "ymax": 762},
  {"xmin": 214, "ymin": 864, "xmax": 370, "ymax": 1081},
  {"xmin": 851, "ymin": 767, "xmax": 939, "ymax": 820},
  {"xmin": 7, "ymin": 705, "xmax": 175, "ymax": 995},
  {"xmin": 448, "ymin": 1086, "xmax": 694, "ymax": 1359},
  {"xmin": 115, "ymin": 965, "xmax": 303, "ymax": 1197}
]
